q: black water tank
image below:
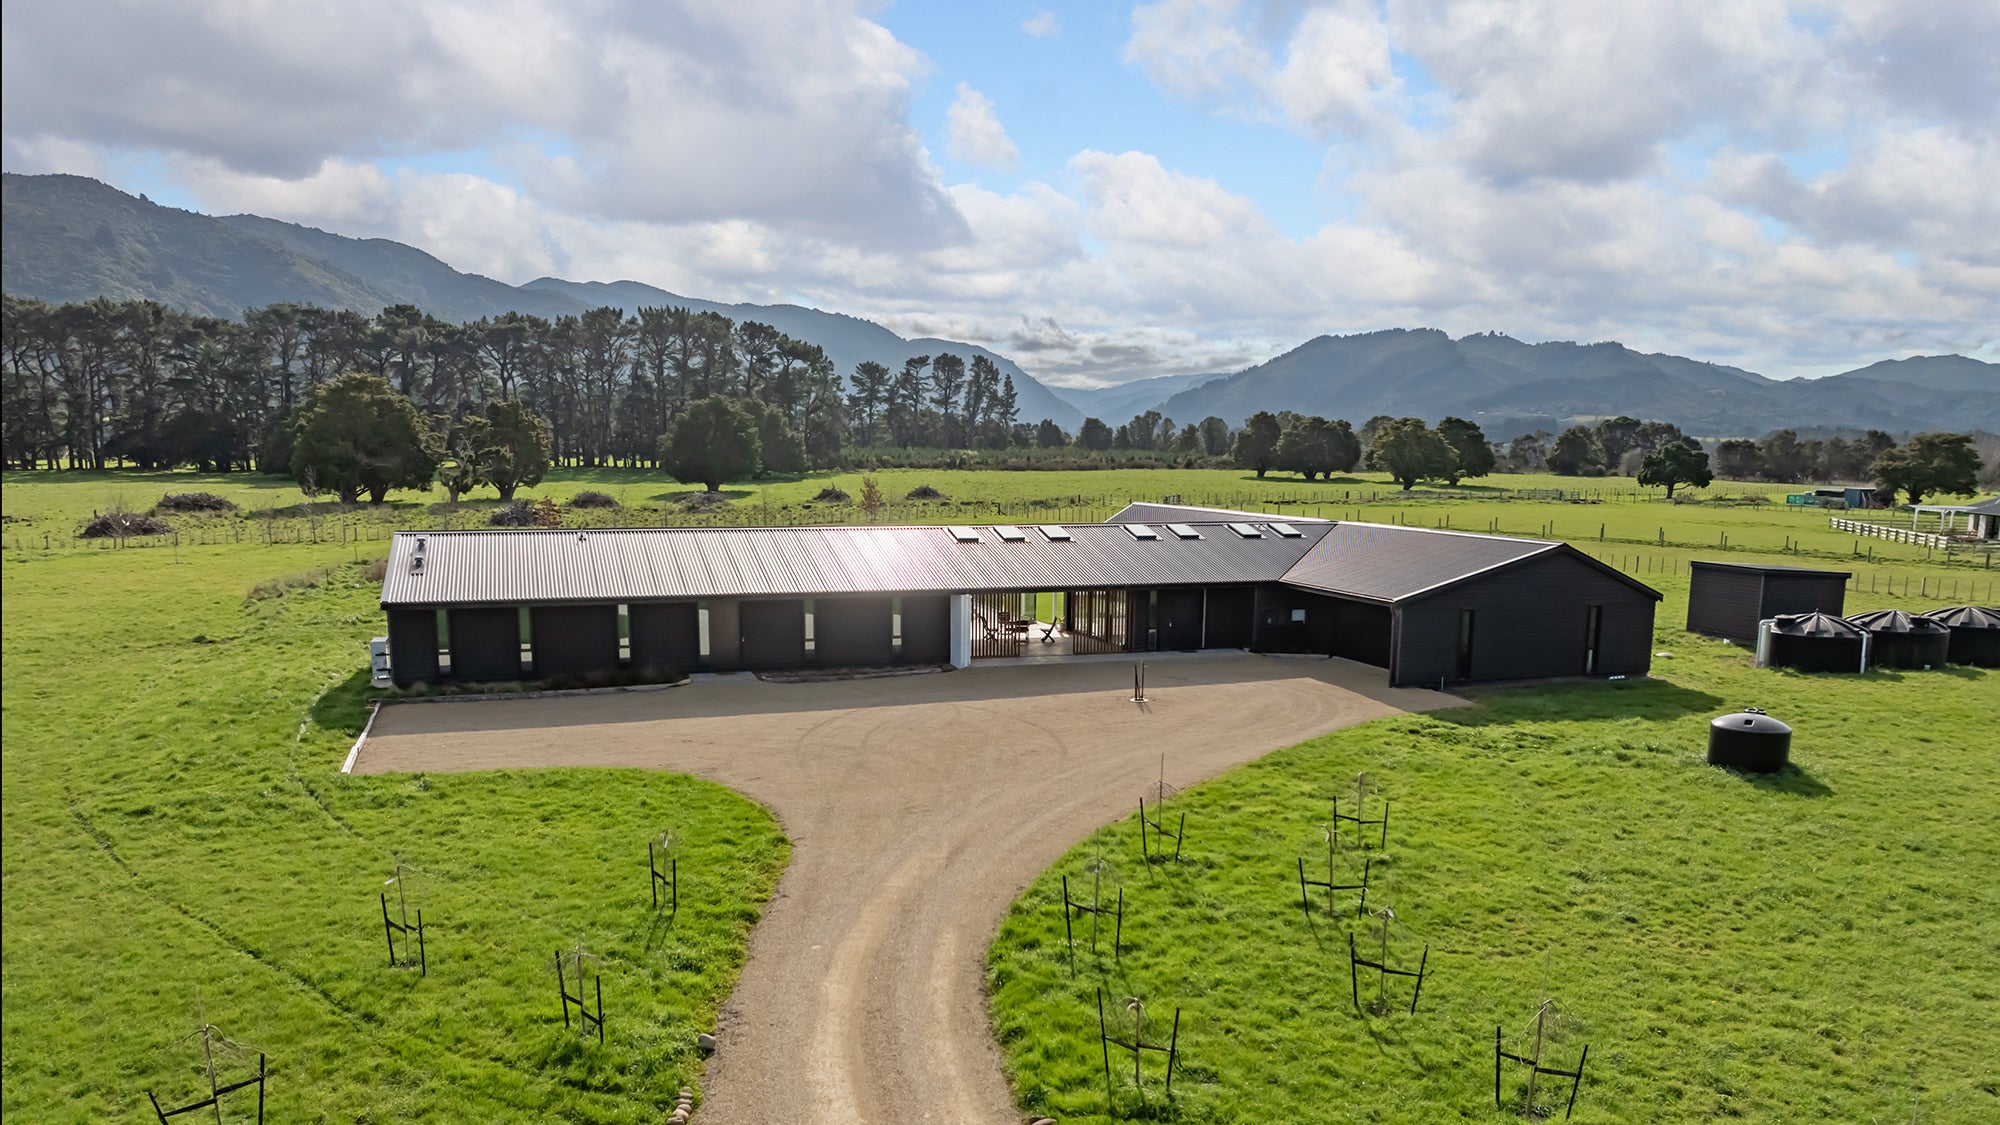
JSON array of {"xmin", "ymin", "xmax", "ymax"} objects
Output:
[
  {"xmin": 1708, "ymin": 708, "xmax": 1792, "ymax": 773},
  {"xmin": 1847, "ymin": 609, "xmax": 1951, "ymax": 670},
  {"xmin": 1920, "ymin": 605, "xmax": 2000, "ymax": 667}
]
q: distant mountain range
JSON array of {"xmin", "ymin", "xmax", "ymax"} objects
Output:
[
  {"xmin": 4, "ymin": 172, "xmax": 1992, "ymax": 439},
  {"xmin": 1157, "ymin": 330, "xmax": 1998, "ymax": 437}
]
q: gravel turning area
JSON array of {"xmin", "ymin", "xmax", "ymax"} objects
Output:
[{"xmin": 355, "ymin": 653, "xmax": 1459, "ymax": 1123}]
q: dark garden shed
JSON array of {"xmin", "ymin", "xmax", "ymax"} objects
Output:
[{"xmin": 1688, "ymin": 561, "xmax": 1851, "ymax": 644}]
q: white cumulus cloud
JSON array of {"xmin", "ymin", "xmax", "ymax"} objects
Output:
[{"xmin": 945, "ymin": 84, "xmax": 1021, "ymax": 170}]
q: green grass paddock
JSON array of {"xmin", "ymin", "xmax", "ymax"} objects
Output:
[
  {"xmin": 4, "ymin": 466, "xmax": 1995, "ymax": 1122},
  {"xmin": 986, "ymin": 574, "xmax": 1998, "ymax": 1124},
  {"xmin": 1, "ymin": 506, "xmax": 787, "ymax": 1120}
]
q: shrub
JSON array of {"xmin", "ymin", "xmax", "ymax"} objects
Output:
[
  {"xmin": 489, "ymin": 501, "xmax": 541, "ymax": 527},
  {"xmin": 905, "ymin": 484, "xmax": 947, "ymax": 501},
  {"xmin": 681, "ymin": 491, "xmax": 732, "ymax": 512},
  {"xmin": 813, "ymin": 486, "xmax": 852, "ymax": 503},
  {"xmin": 79, "ymin": 511, "xmax": 171, "ymax": 538},
  {"xmin": 154, "ymin": 492, "xmax": 238, "ymax": 513},
  {"xmin": 570, "ymin": 490, "xmax": 620, "ymax": 509}
]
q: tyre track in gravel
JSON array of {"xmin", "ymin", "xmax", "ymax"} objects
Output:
[{"xmin": 355, "ymin": 654, "xmax": 1460, "ymax": 1123}]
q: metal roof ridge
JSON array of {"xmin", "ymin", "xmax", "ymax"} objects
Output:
[{"xmin": 1332, "ymin": 519, "xmax": 1559, "ymax": 546}]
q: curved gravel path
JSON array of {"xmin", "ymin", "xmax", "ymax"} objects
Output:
[{"xmin": 355, "ymin": 653, "xmax": 1458, "ymax": 1123}]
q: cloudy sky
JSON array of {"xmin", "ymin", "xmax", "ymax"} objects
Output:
[{"xmin": 4, "ymin": 1, "xmax": 1995, "ymax": 387}]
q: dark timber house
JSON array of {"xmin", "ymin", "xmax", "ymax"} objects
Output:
[
  {"xmin": 1685, "ymin": 560, "xmax": 1850, "ymax": 644},
  {"xmin": 378, "ymin": 503, "xmax": 1660, "ymax": 690}
]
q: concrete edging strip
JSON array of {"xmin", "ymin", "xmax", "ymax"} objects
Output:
[{"xmin": 341, "ymin": 702, "xmax": 381, "ymax": 774}]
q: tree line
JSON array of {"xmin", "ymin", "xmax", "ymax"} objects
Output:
[{"xmin": 0, "ymin": 295, "xmax": 1048, "ymax": 474}]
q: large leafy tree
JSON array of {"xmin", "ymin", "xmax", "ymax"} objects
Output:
[
  {"xmin": 1231, "ymin": 411, "xmax": 1284, "ymax": 478},
  {"xmin": 756, "ymin": 404, "xmax": 806, "ymax": 475},
  {"xmin": 478, "ymin": 399, "xmax": 552, "ymax": 501},
  {"xmin": 1198, "ymin": 415, "xmax": 1232, "ymax": 457},
  {"xmin": 1873, "ymin": 432, "xmax": 1980, "ymax": 505},
  {"xmin": 1714, "ymin": 439, "xmax": 1761, "ymax": 480},
  {"xmin": 1368, "ymin": 417, "xmax": 1456, "ymax": 490},
  {"xmin": 1274, "ymin": 415, "xmax": 1360, "ymax": 480},
  {"xmin": 291, "ymin": 372, "xmax": 437, "ymax": 504},
  {"xmin": 1594, "ymin": 415, "xmax": 1643, "ymax": 471},
  {"xmin": 1435, "ymin": 416, "xmax": 1495, "ymax": 484},
  {"xmin": 662, "ymin": 395, "xmax": 760, "ymax": 493},
  {"xmin": 1548, "ymin": 426, "xmax": 1606, "ymax": 476},
  {"xmin": 1637, "ymin": 437, "xmax": 1714, "ymax": 499},
  {"xmin": 1076, "ymin": 416, "xmax": 1114, "ymax": 451}
]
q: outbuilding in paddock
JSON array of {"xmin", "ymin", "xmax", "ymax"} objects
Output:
[{"xmin": 1688, "ymin": 561, "xmax": 1851, "ymax": 645}]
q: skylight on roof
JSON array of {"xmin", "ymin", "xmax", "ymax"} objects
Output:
[
  {"xmin": 1269, "ymin": 523, "xmax": 1303, "ymax": 538},
  {"xmin": 948, "ymin": 527, "xmax": 981, "ymax": 543},
  {"xmin": 1226, "ymin": 522, "xmax": 1263, "ymax": 538},
  {"xmin": 992, "ymin": 525, "xmax": 1027, "ymax": 542},
  {"xmin": 1038, "ymin": 525, "xmax": 1071, "ymax": 542},
  {"xmin": 1125, "ymin": 523, "xmax": 1160, "ymax": 541},
  {"xmin": 1166, "ymin": 523, "xmax": 1203, "ymax": 540}
]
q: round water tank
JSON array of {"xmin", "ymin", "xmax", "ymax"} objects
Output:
[
  {"xmin": 1847, "ymin": 609, "xmax": 1951, "ymax": 670},
  {"xmin": 1919, "ymin": 605, "xmax": 2000, "ymax": 668},
  {"xmin": 1709, "ymin": 708, "xmax": 1792, "ymax": 773},
  {"xmin": 1764, "ymin": 612, "xmax": 1866, "ymax": 673}
]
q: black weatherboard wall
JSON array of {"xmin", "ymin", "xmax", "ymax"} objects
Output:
[
  {"xmin": 1392, "ymin": 552, "xmax": 1657, "ymax": 686},
  {"xmin": 448, "ymin": 607, "xmax": 522, "ymax": 682},
  {"xmin": 815, "ymin": 596, "xmax": 894, "ymax": 665},
  {"xmin": 1687, "ymin": 561, "xmax": 1850, "ymax": 644},
  {"xmin": 386, "ymin": 608, "xmax": 439, "ymax": 687},
  {"xmin": 530, "ymin": 604, "xmax": 619, "ymax": 679}
]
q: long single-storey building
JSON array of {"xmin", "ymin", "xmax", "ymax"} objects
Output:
[{"xmin": 377, "ymin": 502, "xmax": 1660, "ymax": 689}]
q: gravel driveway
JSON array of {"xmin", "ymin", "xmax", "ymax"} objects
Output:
[{"xmin": 355, "ymin": 653, "xmax": 1457, "ymax": 1123}]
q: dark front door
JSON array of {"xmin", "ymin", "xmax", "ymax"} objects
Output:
[
  {"xmin": 1203, "ymin": 587, "xmax": 1253, "ymax": 648},
  {"xmin": 1156, "ymin": 587, "xmax": 1205, "ymax": 651},
  {"xmin": 739, "ymin": 599, "xmax": 807, "ymax": 669},
  {"xmin": 815, "ymin": 597, "xmax": 893, "ymax": 666}
]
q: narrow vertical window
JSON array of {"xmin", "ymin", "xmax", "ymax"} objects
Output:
[
  {"xmin": 436, "ymin": 609, "xmax": 452, "ymax": 676},
  {"xmin": 519, "ymin": 605, "xmax": 533, "ymax": 673},
  {"xmin": 698, "ymin": 600, "xmax": 711, "ymax": 660},
  {"xmin": 1456, "ymin": 609, "xmax": 1475, "ymax": 681},
  {"xmin": 804, "ymin": 599, "xmax": 817, "ymax": 658},
  {"xmin": 618, "ymin": 604, "xmax": 631, "ymax": 665},
  {"xmin": 1584, "ymin": 604, "xmax": 1603, "ymax": 675}
]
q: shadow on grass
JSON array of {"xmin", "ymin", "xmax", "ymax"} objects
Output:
[
  {"xmin": 310, "ymin": 668, "xmax": 376, "ymax": 737},
  {"xmin": 1442, "ymin": 677, "xmax": 1726, "ymax": 726},
  {"xmin": 1731, "ymin": 762, "xmax": 1835, "ymax": 798}
]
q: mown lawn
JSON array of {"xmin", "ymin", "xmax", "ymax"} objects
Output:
[
  {"xmin": 1, "ymin": 525, "xmax": 787, "ymax": 1120},
  {"xmin": 986, "ymin": 576, "xmax": 1999, "ymax": 1124}
]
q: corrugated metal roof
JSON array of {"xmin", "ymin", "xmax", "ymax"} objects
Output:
[
  {"xmin": 1277, "ymin": 522, "xmax": 1561, "ymax": 604},
  {"xmin": 380, "ymin": 522, "xmax": 1333, "ymax": 607},
  {"xmin": 1690, "ymin": 560, "xmax": 1851, "ymax": 577}
]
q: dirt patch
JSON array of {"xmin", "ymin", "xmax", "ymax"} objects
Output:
[{"xmin": 356, "ymin": 653, "xmax": 1459, "ymax": 1124}]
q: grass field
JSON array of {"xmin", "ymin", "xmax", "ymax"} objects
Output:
[
  {"xmin": 4, "ymin": 466, "xmax": 1996, "ymax": 1122},
  {"xmin": 1, "ymin": 506, "xmax": 788, "ymax": 1120},
  {"xmin": 986, "ymin": 572, "xmax": 1998, "ymax": 1124}
]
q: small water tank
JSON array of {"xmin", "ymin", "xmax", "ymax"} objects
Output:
[
  {"xmin": 1919, "ymin": 605, "xmax": 2000, "ymax": 668},
  {"xmin": 1708, "ymin": 708, "xmax": 1792, "ymax": 773},
  {"xmin": 1846, "ymin": 609, "xmax": 1951, "ymax": 670}
]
